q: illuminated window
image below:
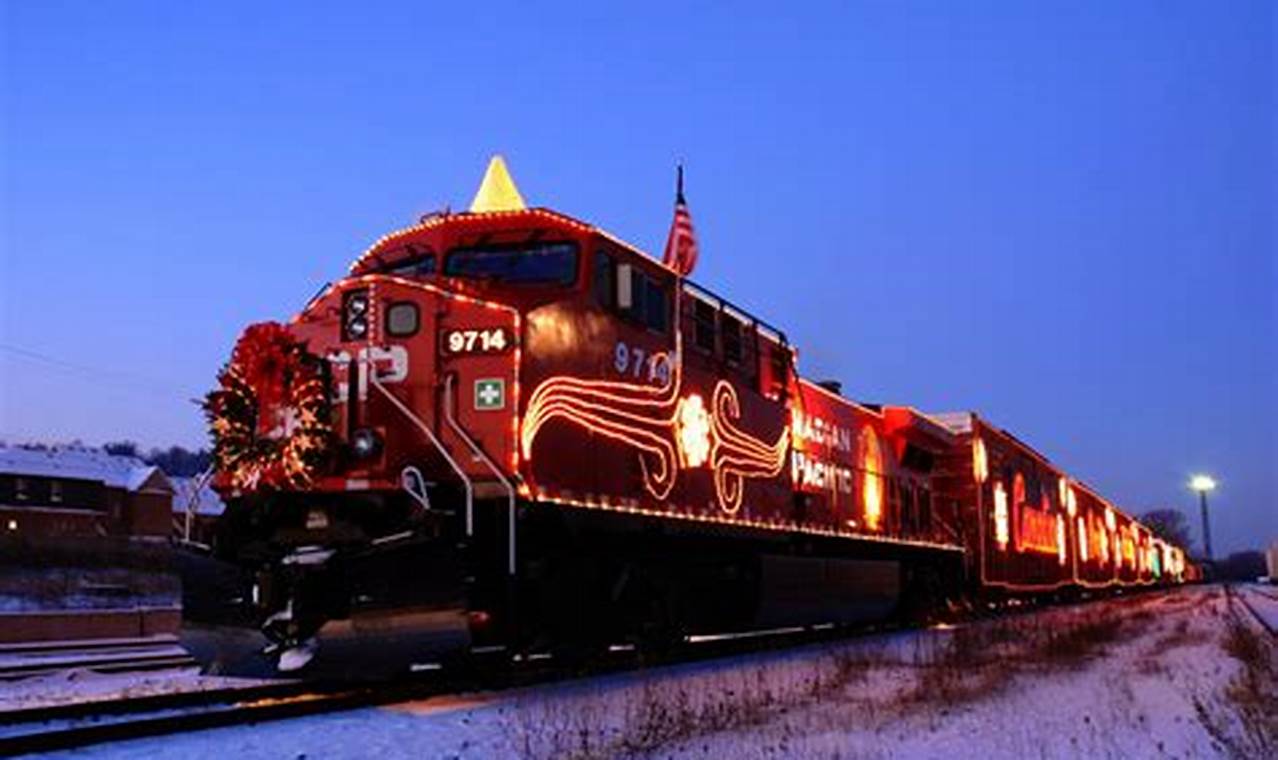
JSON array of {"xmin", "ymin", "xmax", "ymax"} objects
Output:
[
  {"xmin": 1056, "ymin": 515, "xmax": 1067, "ymax": 565},
  {"xmin": 972, "ymin": 438, "xmax": 987, "ymax": 484},
  {"xmin": 14, "ymin": 478, "xmax": 29, "ymax": 502},
  {"xmin": 992, "ymin": 481, "xmax": 1009, "ymax": 549},
  {"xmin": 1065, "ymin": 485, "xmax": 1077, "ymax": 517},
  {"xmin": 1012, "ymin": 473, "xmax": 1025, "ymax": 550},
  {"xmin": 49, "ymin": 480, "xmax": 63, "ymax": 504},
  {"xmin": 860, "ymin": 427, "xmax": 883, "ymax": 530},
  {"xmin": 1077, "ymin": 516, "xmax": 1088, "ymax": 561}
]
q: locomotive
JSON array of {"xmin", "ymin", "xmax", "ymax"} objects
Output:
[{"xmin": 181, "ymin": 158, "xmax": 1190, "ymax": 675}]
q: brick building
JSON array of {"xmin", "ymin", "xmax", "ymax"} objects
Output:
[{"xmin": 0, "ymin": 445, "xmax": 174, "ymax": 539}]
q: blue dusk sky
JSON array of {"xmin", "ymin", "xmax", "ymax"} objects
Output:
[{"xmin": 1, "ymin": 2, "xmax": 1273, "ymax": 555}]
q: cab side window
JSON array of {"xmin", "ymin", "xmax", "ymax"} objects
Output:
[
  {"xmin": 595, "ymin": 248, "xmax": 670, "ymax": 335},
  {"xmin": 593, "ymin": 250, "xmax": 615, "ymax": 309},
  {"xmin": 721, "ymin": 312, "xmax": 743, "ymax": 364},
  {"xmin": 639, "ymin": 276, "xmax": 669, "ymax": 333},
  {"xmin": 758, "ymin": 333, "xmax": 791, "ymax": 400}
]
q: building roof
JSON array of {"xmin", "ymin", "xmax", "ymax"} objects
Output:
[
  {"xmin": 169, "ymin": 476, "xmax": 225, "ymax": 516},
  {"xmin": 0, "ymin": 444, "xmax": 172, "ymax": 493}
]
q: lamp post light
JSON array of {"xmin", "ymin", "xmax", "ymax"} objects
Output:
[{"xmin": 1190, "ymin": 475, "xmax": 1216, "ymax": 561}]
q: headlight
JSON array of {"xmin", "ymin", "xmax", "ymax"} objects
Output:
[
  {"xmin": 343, "ymin": 290, "xmax": 370, "ymax": 341},
  {"xmin": 350, "ymin": 428, "xmax": 382, "ymax": 459}
]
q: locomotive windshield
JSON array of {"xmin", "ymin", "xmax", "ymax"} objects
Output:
[{"xmin": 444, "ymin": 241, "xmax": 578, "ymax": 286}]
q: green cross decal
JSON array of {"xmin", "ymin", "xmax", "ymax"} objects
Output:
[{"xmin": 474, "ymin": 378, "xmax": 505, "ymax": 411}]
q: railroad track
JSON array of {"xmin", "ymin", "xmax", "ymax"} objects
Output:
[
  {"xmin": 0, "ymin": 680, "xmax": 369, "ymax": 757},
  {"xmin": 0, "ymin": 585, "xmax": 1193, "ymax": 756},
  {"xmin": 1245, "ymin": 585, "xmax": 1278, "ymax": 605},
  {"xmin": 1224, "ymin": 585, "xmax": 1276, "ymax": 638},
  {"xmin": 0, "ymin": 617, "xmax": 911, "ymax": 756},
  {"xmin": 0, "ymin": 637, "xmax": 196, "ymax": 681}
]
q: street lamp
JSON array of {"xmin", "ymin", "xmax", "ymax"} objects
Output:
[{"xmin": 1190, "ymin": 475, "xmax": 1216, "ymax": 561}]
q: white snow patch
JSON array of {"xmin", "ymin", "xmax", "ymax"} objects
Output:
[
  {"xmin": 0, "ymin": 668, "xmax": 278, "ymax": 713},
  {"xmin": 1241, "ymin": 584, "xmax": 1278, "ymax": 632},
  {"xmin": 17, "ymin": 586, "xmax": 1276, "ymax": 759}
]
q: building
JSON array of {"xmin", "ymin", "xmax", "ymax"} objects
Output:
[
  {"xmin": 170, "ymin": 475, "xmax": 225, "ymax": 546},
  {"xmin": 0, "ymin": 444, "xmax": 173, "ymax": 539}
]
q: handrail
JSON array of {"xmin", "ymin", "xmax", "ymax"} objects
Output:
[
  {"xmin": 444, "ymin": 374, "xmax": 517, "ymax": 576},
  {"xmin": 175, "ymin": 467, "xmax": 214, "ymax": 545},
  {"xmin": 367, "ymin": 371, "xmax": 474, "ymax": 536}
]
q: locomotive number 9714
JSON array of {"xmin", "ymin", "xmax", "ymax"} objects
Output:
[{"xmin": 444, "ymin": 327, "xmax": 510, "ymax": 354}]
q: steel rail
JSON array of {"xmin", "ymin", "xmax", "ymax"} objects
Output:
[
  {"xmin": 0, "ymin": 585, "xmax": 1196, "ymax": 756},
  {"xmin": 0, "ymin": 653, "xmax": 196, "ymax": 682},
  {"xmin": 0, "ymin": 681, "xmax": 412, "ymax": 757},
  {"xmin": 1228, "ymin": 585, "xmax": 1276, "ymax": 638}
]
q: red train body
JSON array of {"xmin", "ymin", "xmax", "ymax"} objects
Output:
[{"xmin": 182, "ymin": 163, "xmax": 1190, "ymax": 675}]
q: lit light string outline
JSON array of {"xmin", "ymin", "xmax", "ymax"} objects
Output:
[
  {"xmin": 520, "ymin": 352, "xmax": 684, "ymax": 499},
  {"xmin": 295, "ymin": 272, "xmax": 523, "ymax": 473},
  {"xmin": 709, "ymin": 380, "xmax": 790, "ymax": 514},
  {"xmin": 520, "ymin": 365, "xmax": 790, "ymax": 510},
  {"xmin": 971, "ymin": 426, "xmax": 1181, "ymax": 593},
  {"xmin": 788, "ymin": 378, "xmax": 892, "ymax": 528}
]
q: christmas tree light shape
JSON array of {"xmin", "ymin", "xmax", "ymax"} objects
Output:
[{"xmin": 469, "ymin": 155, "xmax": 527, "ymax": 212}]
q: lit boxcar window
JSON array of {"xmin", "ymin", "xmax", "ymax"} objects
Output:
[
  {"xmin": 445, "ymin": 242, "xmax": 578, "ymax": 286},
  {"xmin": 385, "ymin": 302, "xmax": 420, "ymax": 337}
]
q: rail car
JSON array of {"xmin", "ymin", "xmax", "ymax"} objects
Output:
[
  {"xmin": 179, "ymin": 159, "xmax": 1190, "ymax": 676},
  {"xmin": 931, "ymin": 412, "xmax": 1188, "ymax": 596}
]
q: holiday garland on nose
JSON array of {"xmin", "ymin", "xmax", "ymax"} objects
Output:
[{"xmin": 203, "ymin": 322, "xmax": 333, "ymax": 492}]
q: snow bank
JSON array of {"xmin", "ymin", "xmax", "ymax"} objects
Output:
[{"xmin": 22, "ymin": 586, "xmax": 1277, "ymax": 760}]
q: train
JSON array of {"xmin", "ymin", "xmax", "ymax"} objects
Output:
[{"xmin": 178, "ymin": 158, "xmax": 1192, "ymax": 676}]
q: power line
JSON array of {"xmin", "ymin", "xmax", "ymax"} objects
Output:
[{"xmin": 0, "ymin": 343, "xmax": 201, "ymax": 402}]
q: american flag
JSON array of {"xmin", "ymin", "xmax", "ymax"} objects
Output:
[{"xmin": 662, "ymin": 166, "xmax": 698, "ymax": 276}]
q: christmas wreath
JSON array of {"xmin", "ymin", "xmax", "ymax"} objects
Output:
[{"xmin": 204, "ymin": 322, "xmax": 333, "ymax": 492}]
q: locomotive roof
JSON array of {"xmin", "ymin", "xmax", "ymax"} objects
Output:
[
  {"xmin": 931, "ymin": 411, "xmax": 1158, "ymax": 534},
  {"xmin": 348, "ymin": 206, "xmax": 670, "ymax": 278}
]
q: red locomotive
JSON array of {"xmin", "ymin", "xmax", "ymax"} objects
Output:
[{"xmin": 181, "ymin": 158, "xmax": 1190, "ymax": 675}]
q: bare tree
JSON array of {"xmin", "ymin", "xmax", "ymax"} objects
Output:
[{"xmin": 1140, "ymin": 508, "xmax": 1193, "ymax": 549}]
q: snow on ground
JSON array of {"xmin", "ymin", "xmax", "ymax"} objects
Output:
[
  {"xmin": 0, "ymin": 644, "xmax": 189, "ymax": 674},
  {"xmin": 1241, "ymin": 584, "xmax": 1278, "ymax": 632},
  {"xmin": 20, "ymin": 585, "xmax": 1278, "ymax": 760},
  {"xmin": 0, "ymin": 668, "xmax": 277, "ymax": 712}
]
